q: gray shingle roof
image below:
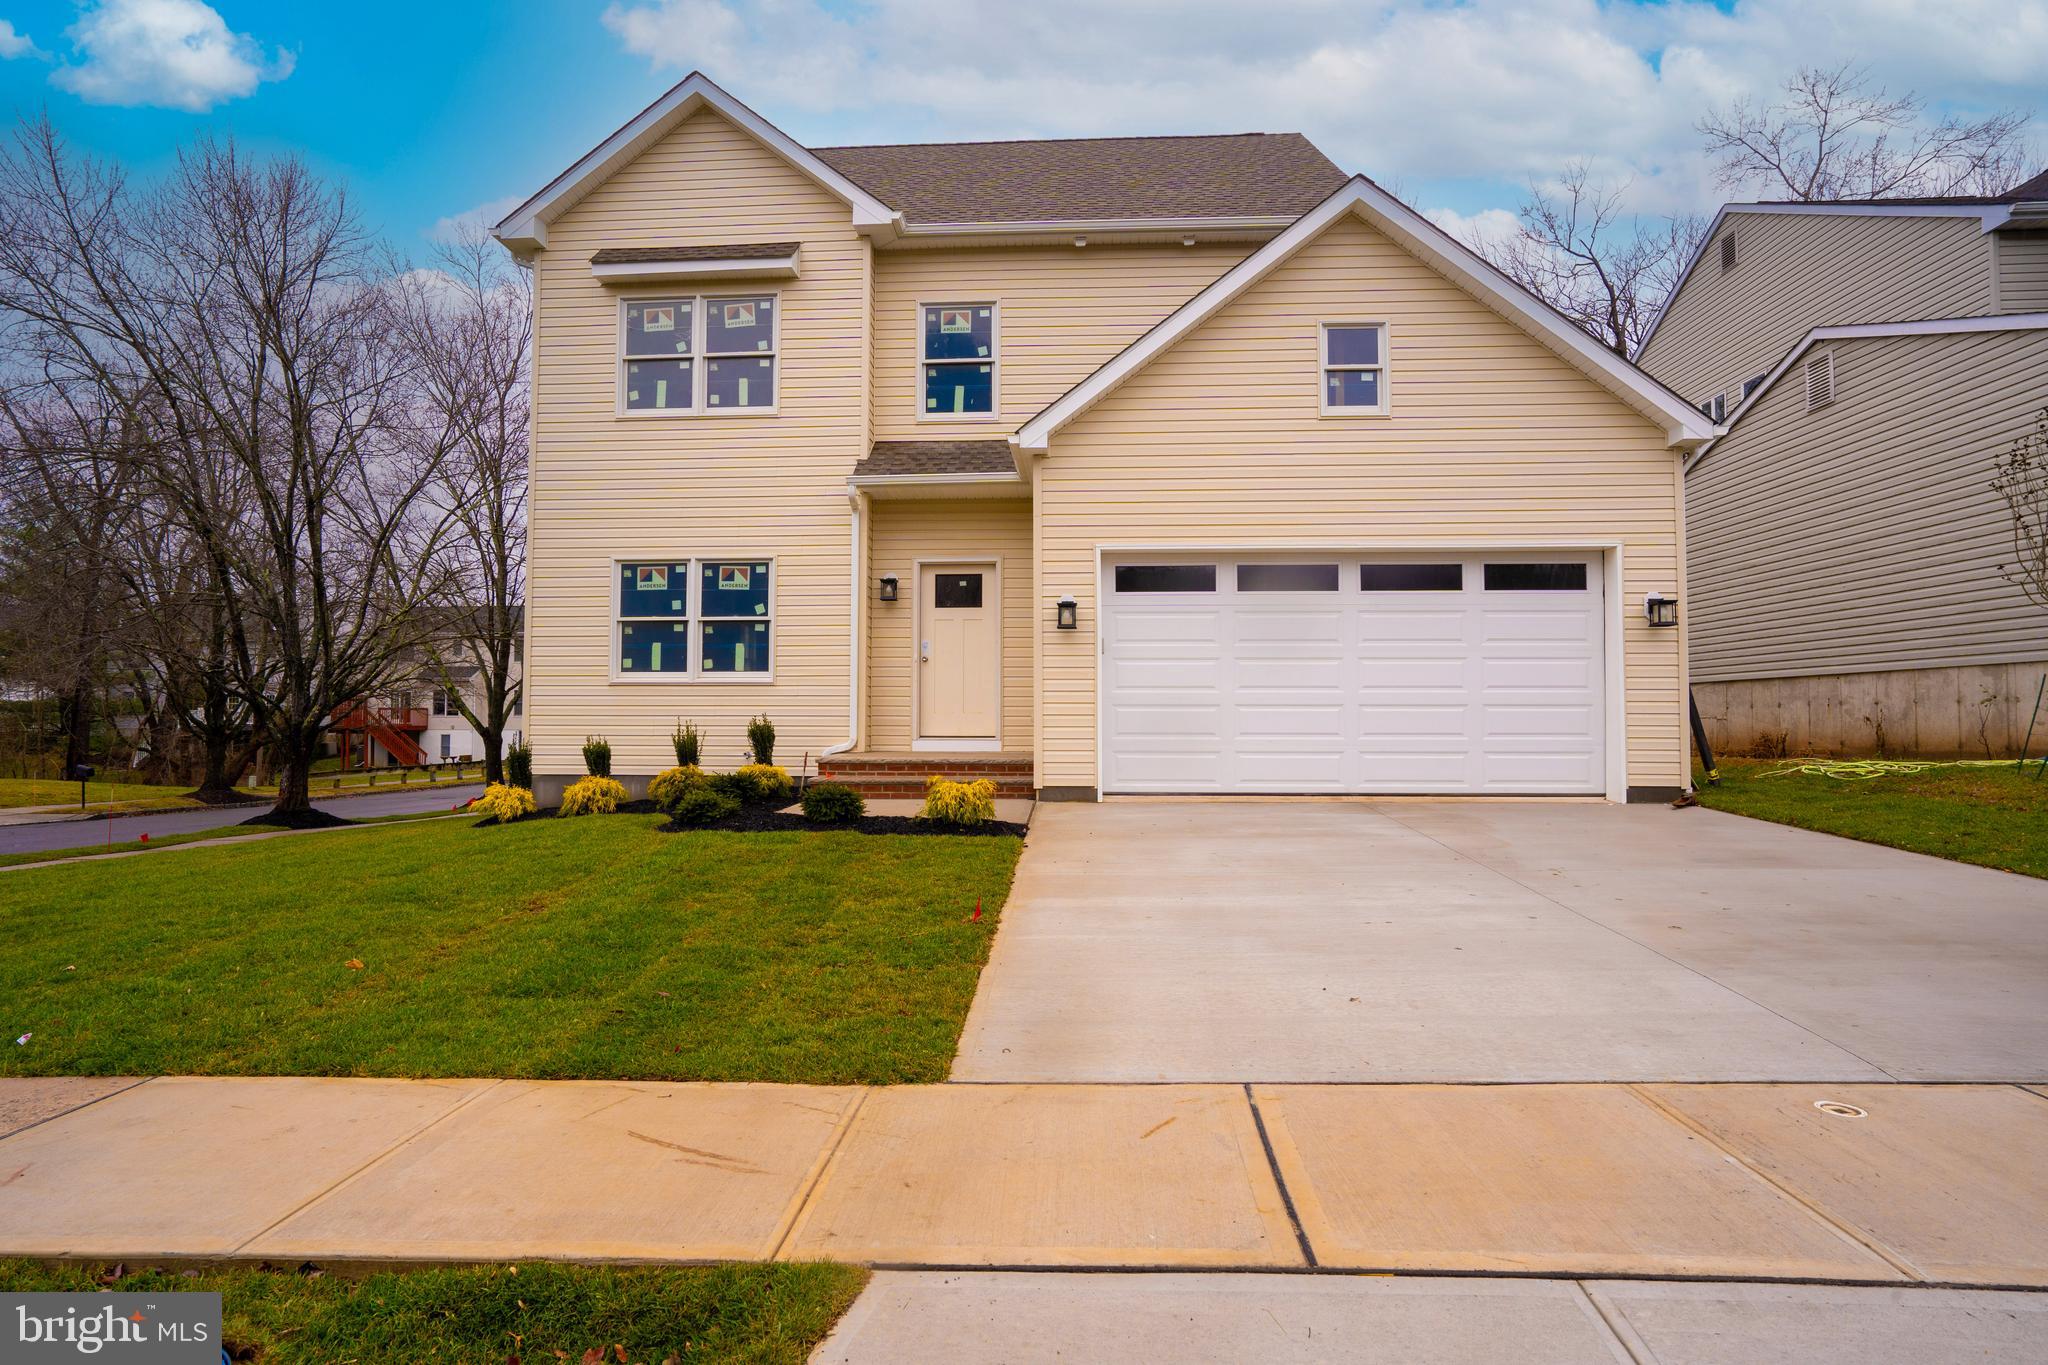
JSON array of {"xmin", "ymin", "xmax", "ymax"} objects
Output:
[
  {"xmin": 812, "ymin": 133, "xmax": 1346, "ymax": 225},
  {"xmin": 853, "ymin": 441, "xmax": 1018, "ymax": 479},
  {"xmin": 589, "ymin": 242, "xmax": 800, "ymax": 263}
]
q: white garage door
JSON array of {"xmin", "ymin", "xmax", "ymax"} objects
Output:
[{"xmin": 1101, "ymin": 553, "xmax": 1606, "ymax": 794}]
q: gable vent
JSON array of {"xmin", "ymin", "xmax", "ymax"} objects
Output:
[
  {"xmin": 1719, "ymin": 234, "xmax": 1737, "ymax": 271},
  {"xmin": 1804, "ymin": 352, "xmax": 1835, "ymax": 411}
]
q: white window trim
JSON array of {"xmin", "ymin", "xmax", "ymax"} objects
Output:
[
  {"xmin": 609, "ymin": 556, "xmax": 777, "ymax": 684},
  {"xmin": 1319, "ymin": 321, "xmax": 1390, "ymax": 416},
  {"xmin": 915, "ymin": 299, "xmax": 1001, "ymax": 423},
  {"xmin": 616, "ymin": 290, "xmax": 781, "ymax": 419}
]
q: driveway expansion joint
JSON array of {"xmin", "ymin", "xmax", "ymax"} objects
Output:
[{"xmin": 1242, "ymin": 1083, "xmax": 1318, "ymax": 1268}]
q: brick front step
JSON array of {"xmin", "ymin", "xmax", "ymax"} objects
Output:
[{"xmin": 819, "ymin": 752, "xmax": 1034, "ymax": 799}]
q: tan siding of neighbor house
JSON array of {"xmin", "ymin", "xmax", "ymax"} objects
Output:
[
  {"xmin": 526, "ymin": 109, "xmax": 868, "ymax": 784},
  {"xmin": 870, "ymin": 243, "xmax": 1251, "ymax": 441},
  {"xmin": 1037, "ymin": 212, "xmax": 1688, "ymax": 793},
  {"xmin": 1639, "ymin": 212, "xmax": 1994, "ymax": 409},
  {"xmin": 1685, "ymin": 327, "xmax": 2048, "ymax": 689},
  {"xmin": 865, "ymin": 499, "xmax": 1034, "ymax": 750},
  {"xmin": 1998, "ymin": 231, "xmax": 2048, "ymax": 312}
]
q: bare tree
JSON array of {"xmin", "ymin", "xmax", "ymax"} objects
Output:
[
  {"xmin": 389, "ymin": 229, "xmax": 529, "ymax": 784},
  {"xmin": 1476, "ymin": 165, "xmax": 1707, "ymax": 358},
  {"xmin": 1994, "ymin": 405, "xmax": 2048, "ymax": 614},
  {"xmin": 0, "ymin": 120, "xmax": 456, "ymax": 818},
  {"xmin": 1700, "ymin": 64, "xmax": 2034, "ymax": 201}
]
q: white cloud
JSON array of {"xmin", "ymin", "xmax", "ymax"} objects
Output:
[
  {"xmin": 0, "ymin": 20, "xmax": 43, "ymax": 59},
  {"xmin": 596, "ymin": 0, "xmax": 2048, "ymax": 215},
  {"xmin": 1426, "ymin": 207, "xmax": 1523, "ymax": 255},
  {"xmin": 430, "ymin": 194, "xmax": 525, "ymax": 244},
  {"xmin": 51, "ymin": 0, "xmax": 294, "ymax": 112}
]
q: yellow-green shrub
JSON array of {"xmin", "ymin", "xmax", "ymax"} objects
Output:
[
  {"xmin": 475, "ymin": 782, "xmax": 536, "ymax": 823},
  {"xmin": 732, "ymin": 763, "xmax": 794, "ymax": 803},
  {"xmin": 559, "ymin": 775, "xmax": 627, "ymax": 816},
  {"xmin": 920, "ymin": 775, "xmax": 995, "ymax": 826},
  {"xmin": 647, "ymin": 764, "xmax": 707, "ymax": 810}
]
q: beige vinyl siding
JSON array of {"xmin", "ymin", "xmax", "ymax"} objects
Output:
[
  {"xmin": 1038, "ymin": 212, "xmax": 1687, "ymax": 792},
  {"xmin": 865, "ymin": 499, "xmax": 1033, "ymax": 750},
  {"xmin": 1640, "ymin": 212, "xmax": 1994, "ymax": 408},
  {"xmin": 1998, "ymin": 231, "xmax": 2048, "ymax": 312},
  {"xmin": 1686, "ymin": 327, "xmax": 2048, "ymax": 683},
  {"xmin": 872, "ymin": 242, "xmax": 1249, "ymax": 440},
  {"xmin": 527, "ymin": 109, "xmax": 868, "ymax": 780}
]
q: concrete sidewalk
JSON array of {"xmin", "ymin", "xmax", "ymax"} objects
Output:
[
  {"xmin": 815, "ymin": 1273, "xmax": 2048, "ymax": 1363},
  {"xmin": 4, "ymin": 1076, "xmax": 2047, "ymax": 1286}
]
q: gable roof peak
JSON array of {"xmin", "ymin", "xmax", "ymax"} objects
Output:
[
  {"xmin": 492, "ymin": 71, "xmax": 900, "ymax": 252},
  {"xmin": 1015, "ymin": 175, "xmax": 1713, "ymax": 452}
]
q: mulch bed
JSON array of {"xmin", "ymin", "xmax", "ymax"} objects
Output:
[
  {"xmin": 238, "ymin": 807, "xmax": 352, "ymax": 830},
  {"xmin": 663, "ymin": 805, "xmax": 1026, "ymax": 837}
]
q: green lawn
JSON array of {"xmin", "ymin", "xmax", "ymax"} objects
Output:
[
  {"xmin": 1695, "ymin": 757, "xmax": 2048, "ymax": 879},
  {"xmin": 0, "ymin": 776, "xmax": 211, "ymax": 812},
  {"xmin": 0, "ymin": 1260, "xmax": 867, "ymax": 1364},
  {"xmin": 0, "ymin": 813, "xmax": 1020, "ymax": 1082}
]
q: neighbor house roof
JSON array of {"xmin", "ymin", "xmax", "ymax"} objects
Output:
[
  {"xmin": 1014, "ymin": 176, "xmax": 1718, "ymax": 453},
  {"xmin": 1638, "ymin": 167, "xmax": 2048, "ymax": 356},
  {"xmin": 851, "ymin": 440, "xmax": 1019, "ymax": 480},
  {"xmin": 812, "ymin": 133, "xmax": 1346, "ymax": 227}
]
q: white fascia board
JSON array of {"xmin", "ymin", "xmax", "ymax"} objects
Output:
[
  {"xmin": 493, "ymin": 72, "xmax": 900, "ymax": 252},
  {"xmin": 589, "ymin": 252, "xmax": 800, "ymax": 283},
  {"xmin": 1683, "ymin": 310, "xmax": 2048, "ymax": 473},
  {"xmin": 1015, "ymin": 177, "xmax": 1715, "ymax": 452},
  {"xmin": 1638, "ymin": 200, "xmax": 2016, "ymax": 358}
]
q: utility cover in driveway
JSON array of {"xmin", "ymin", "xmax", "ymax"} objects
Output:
[{"xmin": 1101, "ymin": 552, "xmax": 1604, "ymax": 793}]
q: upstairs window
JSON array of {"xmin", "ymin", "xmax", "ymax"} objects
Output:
[
  {"xmin": 621, "ymin": 294, "xmax": 776, "ymax": 414},
  {"xmin": 1699, "ymin": 392, "xmax": 1727, "ymax": 423},
  {"xmin": 1321, "ymin": 323, "xmax": 1388, "ymax": 414},
  {"xmin": 921, "ymin": 303, "xmax": 996, "ymax": 417}
]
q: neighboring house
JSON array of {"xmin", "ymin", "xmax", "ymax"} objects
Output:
[
  {"xmin": 1638, "ymin": 174, "xmax": 2048, "ymax": 757},
  {"xmin": 330, "ymin": 631, "xmax": 524, "ymax": 769},
  {"xmin": 493, "ymin": 73, "xmax": 1713, "ymax": 805}
]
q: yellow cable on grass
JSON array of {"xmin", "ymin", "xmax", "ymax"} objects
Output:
[{"xmin": 1759, "ymin": 759, "xmax": 2026, "ymax": 781}]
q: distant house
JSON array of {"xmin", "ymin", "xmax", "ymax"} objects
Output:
[
  {"xmin": 329, "ymin": 617, "xmax": 523, "ymax": 769},
  {"xmin": 1638, "ymin": 172, "xmax": 2048, "ymax": 757}
]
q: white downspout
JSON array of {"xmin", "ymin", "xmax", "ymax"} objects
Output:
[{"xmin": 821, "ymin": 488, "xmax": 864, "ymax": 764}]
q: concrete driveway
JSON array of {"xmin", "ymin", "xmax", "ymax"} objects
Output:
[{"xmin": 952, "ymin": 800, "xmax": 2048, "ymax": 1083}]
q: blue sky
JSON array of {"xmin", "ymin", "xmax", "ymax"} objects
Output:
[{"xmin": 0, "ymin": 1, "xmax": 2041, "ymax": 258}]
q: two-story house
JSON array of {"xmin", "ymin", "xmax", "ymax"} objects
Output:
[
  {"xmin": 1639, "ymin": 175, "xmax": 2048, "ymax": 757},
  {"xmin": 493, "ymin": 74, "xmax": 1713, "ymax": 805}
]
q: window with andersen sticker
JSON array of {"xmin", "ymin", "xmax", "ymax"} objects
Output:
[
  {"xmin": 622, "ymin": 295, "xmax": 776, "ymax": 412},
  {"xmin": 921, "ymin": 303, "xmax": 996, "ymax": 415},
  {"xmin": 616, "ymin": 560, "xmax": 772, "ymax": 678}
]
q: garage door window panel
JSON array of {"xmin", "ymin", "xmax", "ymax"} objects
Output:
[
  {"xmin": 1484, "ymin": 562, "xmax": 1589, "ymax": 592},
  {"xmin": 1362, "ymin": 563, "xmax": 1462, "ymax": 592},
  {"xmin": 1238, "ymin": 563, "xmax": 1339, "ymax": 592},
  {"xmin": 1114, "ymin": 564, "xmax": 1217, "ymax": 593}
]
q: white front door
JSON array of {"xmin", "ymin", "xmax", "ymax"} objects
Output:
[
  {"xmin": 1101, "ymin": 552, "xmax": 1606, "ymax": 793},
  {"xmin": 918, "ymin": 563, "xmax": 999, "ymax": 740}
]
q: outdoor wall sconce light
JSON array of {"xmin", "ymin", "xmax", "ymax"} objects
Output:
[
  {"xmin": 878, "ymin": 575, "xmax": 898, "ymax": 602},
  {"xmin": 1056, "ymin": 596, "xmax": 1078, "ymax": 630},
  {"xmin": 1644, "ymin": 592, "xmax": 1679, "ymax": 627}
]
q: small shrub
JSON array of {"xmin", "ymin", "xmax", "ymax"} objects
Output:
[
  {"xmin": 920, "ymin": 775, "xmax": 996, "ymax": 827},
  {"xmin": 671, "ymin": 720, "xmax": 701, "ymax": 768},
  {"xmin": 747, "ymin": 714, "xmax": 775, "ymax": 765},
  {"xmin": 559, "ymin": 774, "xmax": 627, "ymax": 816},
  {"xmin": 707, "ymin": 770, "xmax": 753, "ymax": 802},
  {"xmin": 647, "ymin": 764, "xmax": 708, "ymax": 811},
  {"xmin": 505, "ymin": 741, "xmax": 533, "ymax": 789},
  {"xmin": 801, "ymin": 781, "xmax": 865, "ymax": 824},
  {"xmin": 733, "ymin": 762, "xmax": 794, "ymax": 803},
  {"xmin": 671, "ymin": 787, "xmax": 741, "ymax": 827},
  {"xmin": 581, "ymin": 735, "xmax": 612, "ymax": 778},
  {"xmin": 475, "ymin": 782, "xmax": 536, "ymax": 823}
]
